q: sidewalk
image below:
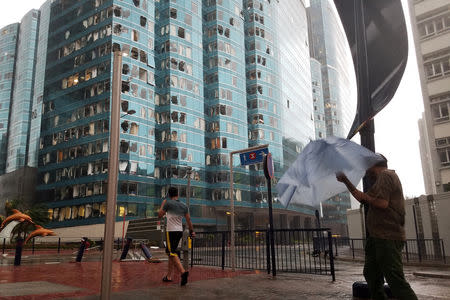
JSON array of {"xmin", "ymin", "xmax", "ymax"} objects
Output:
[{"xmin": 1, "ymin": 259, "xmax": 449, "ymax": 299}]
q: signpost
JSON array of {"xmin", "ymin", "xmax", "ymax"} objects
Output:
[
  {"xmin": 229, "ymin": 144, "xmax": 268, "ymax": 271},
  {"xmin": 239, "ymin": 148, "xmax": 268, "ymax": 166},
  {"xmin": 263, "ymin": 153, "xmax": 276, "ymax": 276}
]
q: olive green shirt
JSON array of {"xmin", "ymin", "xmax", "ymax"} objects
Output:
[{"xmin": 366, "ymin": 169, "xmax": 406, "ymax": 241}]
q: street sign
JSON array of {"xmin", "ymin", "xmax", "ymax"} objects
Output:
[
  {"xmin": 239, "ymin": 148, "xmax": 268, "ymax": 166},
  {"xmin": 264, "ymin": 152, "xmax": 274, "ymax": 179}
]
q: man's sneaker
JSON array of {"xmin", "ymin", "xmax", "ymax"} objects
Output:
[{"xmin": 180, "ymin": 271, "xmax": 189, "ymax": 286}]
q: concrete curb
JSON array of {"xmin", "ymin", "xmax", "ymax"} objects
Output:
[
  {"xmin": 413, "ymin": 271, "xmax": 450, "ymax": 279},
  {"xmin": 335, "ymin": 256, "xmax": 450, "ymax": 269}
]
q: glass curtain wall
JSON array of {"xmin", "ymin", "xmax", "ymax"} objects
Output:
[
  {"xmin": 0, "ymin": 24, "xmax": 19, "ymax": 174},
  {"xmin": 5, "ymin": 10, "xmax": 40, "ymax": 173}
]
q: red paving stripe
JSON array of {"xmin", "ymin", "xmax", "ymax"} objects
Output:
[{"xmin": 0, "ymin": 261, "xmax": 256, "ymax": 299}]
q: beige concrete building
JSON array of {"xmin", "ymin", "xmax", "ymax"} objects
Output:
[
  {"xmin": 409, "ymin": 0, "xmax": 450, "ymax": 193},
  {"xmin": 347, "ymin": 193, "xmax": 450, "ymax": 255}
]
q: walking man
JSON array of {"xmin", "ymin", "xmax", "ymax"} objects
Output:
[
  {"xmin": 336, "ymin": 154, "xmax": 417, "ymax": 300},
  {"xmin": 158, "ymin": 187, "xmax": 195, "ymax": 286}
]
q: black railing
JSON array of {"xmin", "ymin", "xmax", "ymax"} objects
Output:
[
  {"xmin": 342, "ymin": 238, "xmax": 446, "ymax": 264},
  {"xmin": 191, "ymin": 229, "xmax": 335, "ymax": 280}
]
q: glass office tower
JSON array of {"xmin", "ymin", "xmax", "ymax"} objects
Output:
[
  {"xmin": 0, "ymin": 24, "xmax": 19, "ymax": 175},
  {"xmin": 308, "ymin": 0, "xmax": 357, "ymax": 234},
  {"xmin": 36, "ymin": 0, "xmax": 316, "ymax": 230},
  {"xmin": 28, "ymin": 1, "xmax": 52, "ymax": 168},
  {"xmin": 5, "ymin": 10, "xmax": 40, "ymax": 173}
]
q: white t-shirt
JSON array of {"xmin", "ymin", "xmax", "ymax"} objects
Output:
[{"xmin": 163, "ymin": 199, "xmax": 188, "ymax": 232}]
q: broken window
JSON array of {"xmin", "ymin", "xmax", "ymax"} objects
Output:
[
  {"xmin": 131, "ymin": 47, "xmax": 138, "ymax": 59},
  {"xmin": 121, "ymin": 100, "xmax": 129, "ymax": 112},
  {"xmin": 178, "ymin": 27, "xmax": 185, "ymax": 38},
  {"xmin": 122, "ymin": 64, "xmax": 130, "ymax": 74},
  {"xmin": 140, "ymin": 16, "xmax": 147, "ymax": 27},
  {"xmin": 170, "ymin": 8, "xmax": 177, "ymax": 19},
  {"xmin": 140, "ymin": 50, "xmax": 147, "ymax": 63},
  {"xmin": 130, "ymin": 123, "xmax": 139, "ymax": 135},
  {"xmin": 132, "ymin": 30, "xmax": 139, "ymax": 42},
  {"xmin": 121, "ymin": 81, "xmax": 130, "ymax": 94},
  {"xmin": 114, "ymin": 24, "xmax": 123, "ymax": 35},
  {"xmin": 139, "ymin": 68, "xmax": 147, "ymax": 81},
  {"xmin": 120, "ymin": 141, "xmax": 129, "ymax": 153}
]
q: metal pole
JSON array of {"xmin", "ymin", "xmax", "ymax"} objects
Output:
[
  {"xmin": 182, "ymin": 166, "xmax": 192, "ymax": 271},
  {"xmin": 412, "ymin": 205, "xmax": 422, "ymax": 262},
  {"xmin": 267, "ymin": 178, "xmax": 276, "ymax": 276},
  {"xmin": 121, "ymin": 211, "xmax": 126, "ymax": 249},
  {"xmin": 186, "ymin": 167, "xmax": 192, "ymax": 210},
  {"xmin": 101, "ymin": 51, "xmax": 122, "ymax": 300},
  {"xmin": 327, "ymin": 230, "xmax": 335, "ymax": 282},
  {"xmin": 229, "ymin": 152, "xmax": 235, "ymax": 272}
]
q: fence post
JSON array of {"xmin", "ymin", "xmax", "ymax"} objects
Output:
[
  {"xmin": 334, "ymin": 237, "xmax": 338, "ymax": 257},
  {"xmin": 327, "ymin": 231, "xmax": 335, "ymax": 282},
  {"xmin": 441, "ymin": 239, "xmax": 446, "ymax": 264},
  {"xmin": 417, "ymin": 239, "xmax": 422, "ymax": 263},
  {"xmin": 190, "ymin": 235, "xmax": 194, "ymax": 269},
  {"xmin": 221, "ymin": 232, "xmax": 225, "ymax": 270},
  {"xmin": 57, "ymin": 238, "xmax": 61, "ymax": 254},
  {"xmin": 14, "ymin": 238, "xmax": 24, "ymax": 266},
  {"xmin": 405, "ymin": 240, "xmax": 409, "ymax": 262},
  {"xmin": 351, "ymin": 239, "xmax": 355, "ymax": 259},
  {"xmin": 266, "ymin": 230, "xmax": 271, "ymax": 274}
]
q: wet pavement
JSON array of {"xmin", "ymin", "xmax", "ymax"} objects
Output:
[{"xmin": 0, "ymin": 252, "xmax": 449, "ymax": 299}]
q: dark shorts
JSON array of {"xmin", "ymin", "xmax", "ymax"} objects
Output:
[{"xmin": 165, "ymin": 231, "xmax": 182, "ymax": 257}]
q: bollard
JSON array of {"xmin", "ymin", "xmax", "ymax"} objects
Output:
[
  {"xmin": 120, "ymin": 238, "xmax": 132, "ymax": 260},
  {"xmin": 181, "ymin": 228, "xmax": 190, "ymax": 271},
  {"xmin": 32, "ymin": 238, "xmax": 35, "ymax": 254},
  {"xmin": 14, "ymin": 238, "xmax": 24, "ymax": 266},
  {"xmin": 2, "ymin": 238, "xmax": 5, "ymax": 254},
  {"xmin": 76, "ymin": 237, "xmax": 89, "ymax": 262},
  {"xmin": 57, "ymin": 238, "xmax": 61, "ymax": 254}
]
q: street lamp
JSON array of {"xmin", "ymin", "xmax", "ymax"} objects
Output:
[
  {"xmin": 182, "ymin": 166, "xmax": 192, "ymax": 271},
  {"xmin": 100, "ymin": 51, "xmax": 128, "ymax": 300}
]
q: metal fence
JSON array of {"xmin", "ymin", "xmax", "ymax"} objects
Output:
[
  {"xmin": 191, "ymin": 229, "xmax": 335, "ymax": 280},
  {"xmin": 337, "ymin": 238, "xmax": 447, "ymax": 264},
  {"xmin": 0, "ymin": 237, "xmax": 125, "ymax": 257}
]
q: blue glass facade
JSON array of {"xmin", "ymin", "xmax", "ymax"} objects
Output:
[
  {"xmin": 0, "ymin": 24, "xmax": 19, "ymax": 175},
  {"xmin": 5, "ymin": 10, "xmax": 40, "ymax": 173},
  {"xmin": 29, "ymin": 0, "xmax": 324, "ymax": 230}
]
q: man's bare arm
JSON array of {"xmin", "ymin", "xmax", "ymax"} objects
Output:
[
  {"xmin": 336, "ymin": 172, "xmax": 389, "ymax": 209},
  {"xmin": 158, "ymin": 199, "xmax": 167, "ymax": 218},
  {"xmin": 184, "ymin": 213, "xmax": 195, "ymax": 237}
]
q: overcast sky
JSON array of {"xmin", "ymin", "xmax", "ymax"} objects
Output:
[{"xmin": 0, "ymin": 0, "xmax": 426, "ymax": 198}]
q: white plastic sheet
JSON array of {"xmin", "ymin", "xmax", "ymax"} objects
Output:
[{"xmin": 276, "ymin": 137, "xmax": 384, "ymax": 207}]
